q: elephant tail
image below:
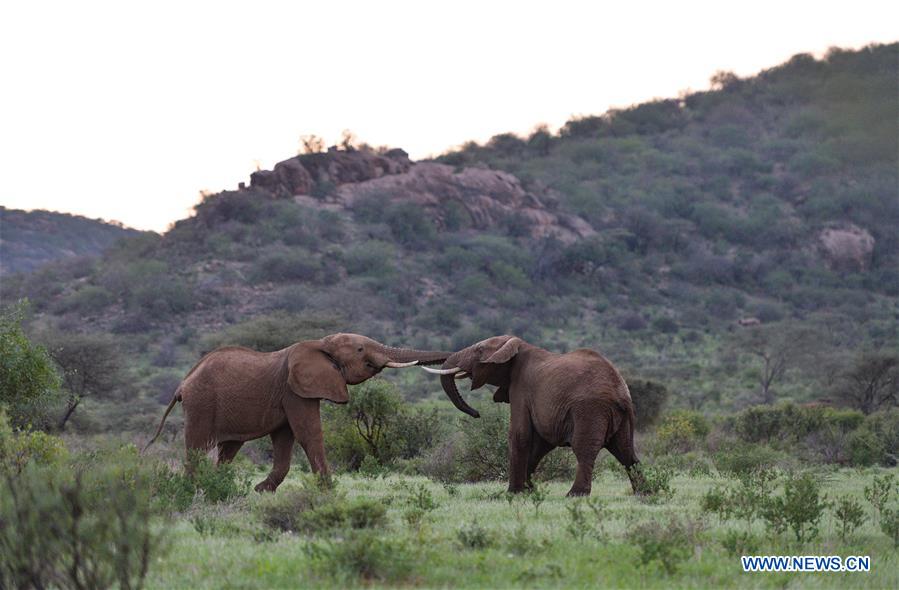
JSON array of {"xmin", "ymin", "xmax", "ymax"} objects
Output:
[{"xmin": 142, "ymin": 388, "xmax": 182, "ymax": 453}]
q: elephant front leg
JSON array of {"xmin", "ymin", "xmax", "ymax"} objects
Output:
[
  {"xmin": 255, "ymin": 426, "xmax": 294, "ymax": 492},
  {"xmin": 283, "ymin": 396, "xmax": 331, "ymax": 478},
  {"xmin": 507, "ymin": 429, "xmax": 532, "ymax": 493}
]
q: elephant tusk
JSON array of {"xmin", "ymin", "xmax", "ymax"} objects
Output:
[
  {"xmin": 421, "ymin": 366, "xmax": 462, "ymax": 375},
  {"xmin": 385, "ymin": 360, "xmax": 418, "ymax": 368},
  {"xmin": 455, "ymin": 372, "xmax": 470, "ymax": 379}
]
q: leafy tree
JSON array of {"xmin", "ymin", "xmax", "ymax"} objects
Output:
[
  {"xmin": 0, "ymin": 301, "xmax": 61, "ymax": 428},
  {"xmin": 40, "ymin": 332, "xmax": 124, "ymax": 430},
  {"xmin": 837, "ymin": 353, "xmax": 899, "ymax": 415},
  {"xmin": 732, "ymin": 325, "xmax": 816, "ymax": 404}
]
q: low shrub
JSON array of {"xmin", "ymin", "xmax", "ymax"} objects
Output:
[
  {"xmin": 863, "ymin": 473, "xmax": 895, "ymax": 520},
  {"xmin": 0, "ymin": 412, "xmax": 68, "ymax": 475},
  {"xmin": 720, "ymin": 530, "xmax": 760, "ymax": 557},
  {"xmin": 701, "ymin": 469, "xmax": 776, "ymax": 525},
  {"xmin": 627, "ymin": 515, "xmax": 703, "ymax": 575},
  {"xmin": 565, "ymin": 497, "xmax": 607, "ymax": 541},
  {"xmin": 457, "ymin": 520, "xmax": 496, "ymax": 549},
  {"xmin": 881, "ymin": 506, "xmax": 899, "ymax": 548},
  {"xmin": 763, "ymin": 471, "xmax": 829, "ymax": 543},
  {"xmin": 654, "ymin": 410, "xmax": 709, "ymax": 453},
  {"xmin": 713, "ymin": 443, "xmax": 784, "ymax": 478},
  {"xmin": 634, "ymin": 464, "xmax": 675, "ymax": 501},
  {"xmin": 0, "ymin": 447, "xmax": 165, "ymax": 590},
  {"xmin": 832, "ymin": 495, "xmax": 867, "ymax": 541},
  {"xmin": 305, "ymin": 529, "xmax": 416, "ymax": 583},
  {"xmin": 153, "ymin": 453, "xmax": 250, "ymax": 511}
]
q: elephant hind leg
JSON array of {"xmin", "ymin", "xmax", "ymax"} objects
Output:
[
  {"xmin": 568, "ymin": 420, "xmax": 608, "ymax": 497},
  {"xmin": 606, "ymin": 417, "xmax": 646, "ymax": 495},
  {"xmin": 184, "ymin": 412, "xmax": 217, "ymax": 474},
  {"xmin": 216, "ymin": 441, "xmax": 244, "ymax": 464},
  {"xmin": 526, "ymin": 436, "xmax": 554, "ymax": 489},
  {"xmin": 255, "ymin": 426, "xmax": 294, "ymax": 493}
]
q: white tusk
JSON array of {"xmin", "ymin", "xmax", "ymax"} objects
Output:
[
  {"xmin": 421, "ymin": 366, "xmax": 462, "ymax": 375},
  {"xmin": 385, "ymin": 360, "xmax": 418, "ymax": 368},
  {"xmin": 455, "ymin": 372, "xmax": 470, "ymax": 379}
]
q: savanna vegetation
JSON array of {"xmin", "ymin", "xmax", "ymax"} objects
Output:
[{"xmin": 1, "ymin": 43, "xmax": 898, "ymax": 588}]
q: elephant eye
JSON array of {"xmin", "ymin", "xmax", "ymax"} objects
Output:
[{"xmin": 357, "ymin": 347, "xmax": 363, "ymax": 352}]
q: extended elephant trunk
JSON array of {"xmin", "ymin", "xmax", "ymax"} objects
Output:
[{"xmin": 440, "ymin": 373, "xmax": 480, "ymax": 418}]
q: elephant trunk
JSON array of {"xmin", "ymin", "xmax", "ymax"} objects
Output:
[
  {"xmin": 379, "ymin": 345, "xmax": 450, "ymax": 366},
  {"xmin": 440, "ymin": 374, "xmax": 480, "ymax": 418}
]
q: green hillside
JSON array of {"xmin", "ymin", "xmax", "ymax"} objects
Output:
[
  {"xmin": 1, "ymin": 43, "xmax": 897, "ymax": 431},
  {"xmin": 0, "ymin": 207, "xmax": 144, "ymax": 274}
]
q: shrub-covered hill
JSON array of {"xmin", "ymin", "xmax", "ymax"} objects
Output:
[
  {"xmin": 2, "ymin": 43, "xmax": 897, "ymax": 426},
  {"xmin": 0, "ymin": 207, "xmax": 145, "ymax": 275}
]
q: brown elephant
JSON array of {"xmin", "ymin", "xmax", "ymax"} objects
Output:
[
  {"xmin": 144, "ymin": 333, "xmax": 450, "ymax": 492},
  {"xmin": 423, "ymin": 335, "xmax": 645, "ymax": 496}
]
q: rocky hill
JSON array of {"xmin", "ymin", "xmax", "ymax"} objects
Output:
[
  {"xmin": 0, "ymin": 208, "xmax": 144, "ymax": 275},
  {"xmin": 2, "ymin": 43, "xmax": 897, "ymax": 417}
]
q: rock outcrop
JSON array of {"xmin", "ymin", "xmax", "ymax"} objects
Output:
[
  {"xmin": 818, "ymin": 224, "xmax": 875, "ymax": 272},
  {"xmin": 248, "ymin": 148, "xmax": 594, "ymax": 243},
  {"xmin": 250, "ymin": 148, "xmax": 412, "ymax": 196}
]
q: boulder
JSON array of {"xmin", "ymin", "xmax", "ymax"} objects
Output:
[{"xmin": 818, "ymin": 224, "xmax": 875, "ymax": 272}]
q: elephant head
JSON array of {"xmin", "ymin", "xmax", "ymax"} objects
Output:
[
  {"xmin": 421, "ymin": 335, "xmax": 523, "ymax": 418},
  {"xmin": 287, "ymin": 333, "xmax": 450, "ymax": 404}
]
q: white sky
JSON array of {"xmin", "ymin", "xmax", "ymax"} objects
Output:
[{"xmin": 0, "ymin": 1, "xmax": 896, "ymax": 232}]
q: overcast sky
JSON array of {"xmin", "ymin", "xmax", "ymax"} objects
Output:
[{"xmin": 1, "ymin": 1, "xmax": 896, "ymax": 231}]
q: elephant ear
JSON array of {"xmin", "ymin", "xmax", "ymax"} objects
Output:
[
  {"xmin": 483, "ymin": 337, "xmax": 521, "ymax": 365},
  {"xmin": 286, "ymin": 343, "xmax": 349, "ymax": 404}
]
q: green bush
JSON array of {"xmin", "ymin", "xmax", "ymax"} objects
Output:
[
  {"xmin": 627, "ymin": 379, "xmax": 669, "ymax": 430},
  {"xmin": 55, "ymin": 285, "xmax": 116, "ymax": 315},
  {"xmin": 251, "ymin": 249, "xmax": 322, "ymax": 283},
  {"xmin": 565, "ymin": 497, "xmax": 607, "ymax": 541},
  {"xmin": 455, "ymin": 404, "xmax": 509, "ymax": 482},
  {"xmin": 713, "ymin": 443, "xmax": 784, "ymax": 478},
  {"xmin": 627, "ymin": 516, "xmax": 702, "ymax": 575},
  {"xmin": 634, "ymin": 464, "xmax": 675, "ymax": 501},
  {"xmin": 881, "ymin": 506, "xmax": 899, "ymax": 548},
  {"xmin": 305, "ymin": 529, "xmax": 416, "ymax": 583},
  {"xmin": 0, "ymin": 301, "xmax": 62, "ymax": 428},
  {"xmin": 256, "ymin": 482, "xmax": 333, "ymax": 532},
  {"xmin": 763, "ymin": 471, "xmax": 829, "ymax": 543},
  {"xmin": 863, "ymin": 473, "xmax": 895, "ymax": 520},
  {"xmin": 0, "ymin": 411, "xmax": 68, "ymax": 475},
  {"xmin": 654, "ymin": 410, "xmax": 709, "ymax": 453},
  {"xmin": 341, "ymin": 240, "xmax": 396, "ymax": 277},
  {"xmin": 832, "ymin": 495, "xmax": 867, "ymax": 541},
  {"xmin": 702, "ymin": 469, "xmax": 776, "ymax": 525},
  {"xmin": 457, "ymin": 520, "xmax": 496, "ymax": 549},
  {"xmin": 720, "ymin": 530, "xmax": 760, "ymax": 557},
  {"xmin": 0, "ymin": 447, "xmax": 164, "ymax": 590},
  {"xmin": 153, "ymin": 453, "xmax": 250, "ymax": 511},
  {"xmin": 200, "ymin": 312, "xmax": 337, "ymax": 352}
]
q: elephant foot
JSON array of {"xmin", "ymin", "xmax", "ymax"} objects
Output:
[
  {"xmin": 507, "ymin": 485, "xmax": 527, "ymax": 494},
  {"xmin": 254, "ymin": 480, "xmax": 279, "ymax": 493},
  {"xmin": 566, "ymin": 487, "xmax": 591, "ymax": 497}
]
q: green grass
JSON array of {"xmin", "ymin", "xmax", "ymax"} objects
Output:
[{"xmin": 146, "ymin": 467, "xmax": 899, "ymax": 589}]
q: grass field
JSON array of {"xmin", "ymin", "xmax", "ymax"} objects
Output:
[{"xmin": 145, "ymin": 466, "xmax": 899, "ymax": 589}]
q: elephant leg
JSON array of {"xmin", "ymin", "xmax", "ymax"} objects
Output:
[
  {"xmin": 254, "ymin": 426, "xmax": 294, "ymax": 493},
  {"xmin": 567, "ymin": 417, "xmax": 608, "ymax": 497},
  {"xmin": 184, "ymin": 410, "xmax": 216, "ymax": 475},
  {"xmin": 607, "ymin": 420, "xmax": 646, "ymax": 495},
  {"xmin": 526, "ymin": 436, "xmax": 554, "ymax": 489},
  {"xmin": 216, "ymin": 441, "xmax": 244, "ymax": 464},
  {"xmin": 283, "ymin": 395, "xmax": 330, "ymax": 477},
  {"xmin": 507, "ymin": 427, "xmax": 533, "ymax": 494}
]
